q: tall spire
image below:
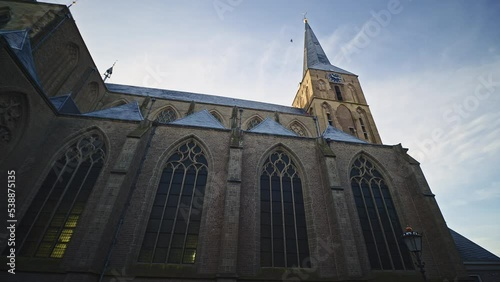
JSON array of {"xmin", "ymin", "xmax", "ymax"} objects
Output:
[{"xmin": 303, "ymin": 20, "xmax": 354, "ymax": 76}]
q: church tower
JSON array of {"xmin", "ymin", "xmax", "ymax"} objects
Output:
[{"xmin": 292, "ymin": 19, "xmax": 382, "ymax": 144}]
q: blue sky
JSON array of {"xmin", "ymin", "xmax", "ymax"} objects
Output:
[{"xmin": 44, "ymin": 0, "xmax": 500, "ymax": 256}]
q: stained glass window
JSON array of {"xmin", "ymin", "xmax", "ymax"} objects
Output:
[
  {"xmin": 16, "ymin": 134, "xmax": 105, "ymax": 258},
  {"xmin": 350, "ymin": 156, "xmax": 413, "ymax": 270},
  {"xmin": 260, "ymin": 150, "xmax": 310, "ymax": 268},
  {"xmin": 138, "ymin": 140, "xmax": 207, "ymax": 264}
]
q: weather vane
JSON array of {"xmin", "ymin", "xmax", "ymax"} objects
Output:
[
  {"xmin": 302, "ymin": 12, "xmax": 308, "ymax": 23},
  {"xmin": 103, "ymin": 60, "xmax": 117, "ymax": 82},
  {"xmin": 68, "ymin": 0, "xmax": 78, "ymax": 8}
]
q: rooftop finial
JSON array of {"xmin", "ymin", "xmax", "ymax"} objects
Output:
[
  {"xmin": 302, "ymin": 12, "xmax": 308, "ymax": 23},
  {"xmin": 103, "ymin": 60, "xmax": 117, "ymax": 82},
  {"xmin": 68, "ymin": 0, "xmax": 78, "ymax": 8}
]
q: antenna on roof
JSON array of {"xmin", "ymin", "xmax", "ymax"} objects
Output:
[
  {"xmin": 103, "ymin": 61, "xmax": 117, "ymax": 82},
  {"xmin": 68, "ymin": 0, "xmax": 78, "ymax": 8},
  {"xmin": 302, "ymin": 12, "xmax": 308, "ymax": 23}
]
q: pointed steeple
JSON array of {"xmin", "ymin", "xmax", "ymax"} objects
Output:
[{"xmin": 303, "ymin": 20, "xmax": 354, "ymax": 76}]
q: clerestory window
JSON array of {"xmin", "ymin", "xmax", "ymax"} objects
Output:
[
  {"xmin": 156, "ymin": 108, "xmax": 178, "ymax": 124},
  {"xmin": 246, "ymin": 117, "xmax": 262, "ymax": 130}
]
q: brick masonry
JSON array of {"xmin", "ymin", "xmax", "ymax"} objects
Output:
[{"xmin": 0, "ymin": 2, "xmax": 473, "ymax": 281}]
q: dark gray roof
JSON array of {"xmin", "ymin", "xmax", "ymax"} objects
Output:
[
  {"xmin": 106, "ymin": 83, "xmax": 306, "ymax": 116},
  {"xmin": 82, "ymin": 101, "xmax": 143, "ymax": 121},
  {"xmin": 449, "ymin": 229, "xmax": 500, "ymax": 262},
  {"xmin": 170, "ymin": 109, "xmax": 225, "ymax": 129},
  {"xmin": 248, "ymin": 118, "xmax": 298, "ymax": 137},
  {"xmin": 0, "ymin": 29, "xmax": 42, "ymax": 88},
  {"xmin": 322, "ymin": 125, "xmax": 367, "ymax": 144},
  {"xmin": 49, "ymin": 95, "xmax": 81, "ymax": 114},
  {"xmin": 303, "ymin": 22, "xmax": 355, "ymax": 76}
]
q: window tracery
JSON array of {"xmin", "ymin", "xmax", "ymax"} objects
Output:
[
  {"xmin": 289, "ymin": 122, "xmax": 307, "ymax": 137},
  {"xmin": 246, "ymin": 117, "xmax": 262, "ymax": 130},
  {"xmin": 155, "ymin": 107, "xmax": 178, "ymax": 124},
  {"xmin": 260, "ymin": 150, "xmax": 310, "ymax": 268},
  {"xmin": 139, "ymin": 140, "xmax": 208, "ymax": 264},
  {"xmin": 17, "ymin": 134, "xmax": 106, "ymax": 258},
  {"xmin": 350, "ymin": 156, "xmax": 413, "ymax": 270}
]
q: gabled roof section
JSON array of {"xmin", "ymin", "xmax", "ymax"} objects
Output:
[
  {"xmin": 106, "ymin": 84, "xmax": 306, "ymax": 116},
  {"xmin": 82, "ymin": 101, "xmax": 143, "ymax": 121},
  {"xmin": 449, "ymin": 228, "xmax": 500, "ymax": 262},
  {"xmin": 322, "ymin": 125, "xmax": 367, "ymax": 144},
  {"xmin": 303, "ymin": 21, "xmax": 355, "ymax": 76},
  {"xmin": 49, "ymin": 95, "xmax": 80, "ymax": 114},
  {"xmin": 248, "ymin": 118, "xmax": 298, "ymax": 137},
  {"xmin": 0, "ymin": 29, "xmax": 42, "ymax": 88},
  {"xmin": 169, "ymin": 109, "xmax": 225, "ymax": 129}
]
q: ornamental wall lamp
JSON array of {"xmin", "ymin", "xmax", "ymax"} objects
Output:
[{"xmin": 402, "ymin": 226, "xmax": 427, "ymax": 282}]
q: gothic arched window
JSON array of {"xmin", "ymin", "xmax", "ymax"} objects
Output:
[
  {"xmin": 210, "ymin": 111, "xmax": 223, "ymax": 124},
  {"xmin": 357, "ymin": 108, "xmax": 372, "ymax": 142},
  {"xmin": 359, "ymin": 118, "xmax": 369, "ymax": 140},
  {"xmin": 138, "ymin": 140, "xmax": 208, "ymax": 264},
  {"xmin": 334, "ymin": 85, "xmax": 343, "ymax": 101},
  {"xmin": 322, "ymin": 103, "xmax": 334, "ymax": 127},
  {"xmin": 260, "ymin": 150, "xmax": 310, "ymax": 268},
  {"xmin": 17, "ymin": 134, "xmax": 106, "ymax": 258},
  {"xmin": 350, "ymin": 156, "xmax": 413, "ymax": 270},
  {"xmin": 246, "ymin": 116, "xmax": 262, "ymax": 130},
  {"xmin": 155, "ymin": 107, "xmax": 178, "ymax": 124},
  {"xmin": 289, "ymin": 122, "xmax": 307, "ymax": 137}
]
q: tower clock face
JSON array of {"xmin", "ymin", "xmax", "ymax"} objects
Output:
[{"xmin": 328, "ymin": 73, "xmax": 342, "ymax": 83}]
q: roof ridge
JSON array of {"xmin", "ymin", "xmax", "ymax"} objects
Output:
[{"xmin": 105, "ymin": 83, "xmax": 307, "ymax": 116}]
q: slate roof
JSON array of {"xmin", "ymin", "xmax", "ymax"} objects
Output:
[
  {"xmin": 248, "ymin": 118, "xmax": 298, "ymax": 137},
  {"xmin": 0, "ymin": 29, "xmax": 42, "ymax": 88},
  {"xmin": 303, "ymin": 22, "xmax": 355, "ymax": 76},
  {"xmin": 82, "ymin": 101, "xmax": 143, "ymax": 121},
  {"xmin": 169, "ymin": 109, "xmax": 225, "ymax": 129},
  {"xmin": 106, "ymin": 84, "xmax": 306, "ymax": 116},
  {"xmin": 49, "ymin": 95, "xmax": 81, "ymax": 114},
  {"xmin": 322, "ymin": 125, "xmax": 367, "ymax": 144},
  {"xmin": 449, "ymin": 229, "xmax": 500, "ymax": 262}
]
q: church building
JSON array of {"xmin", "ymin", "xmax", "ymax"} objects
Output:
[{"xmin": 1, "ymin": 1, "xmax": 498, "ymax": 281}]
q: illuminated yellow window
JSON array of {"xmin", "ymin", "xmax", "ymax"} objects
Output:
[
  {"xmin": 58, "ymin": 229, "xmax": 73, "ymax": 243},
  {"xmin": 50, "ymin": 243, "xmax": 67, "ymax": 258},
  {"xmin": 65, "ymin": 215, "xmax": 79, "ymax": 228},
  {"xmin": 16, "ymin": 134, "xmax": 106, "ymax": 258}
]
